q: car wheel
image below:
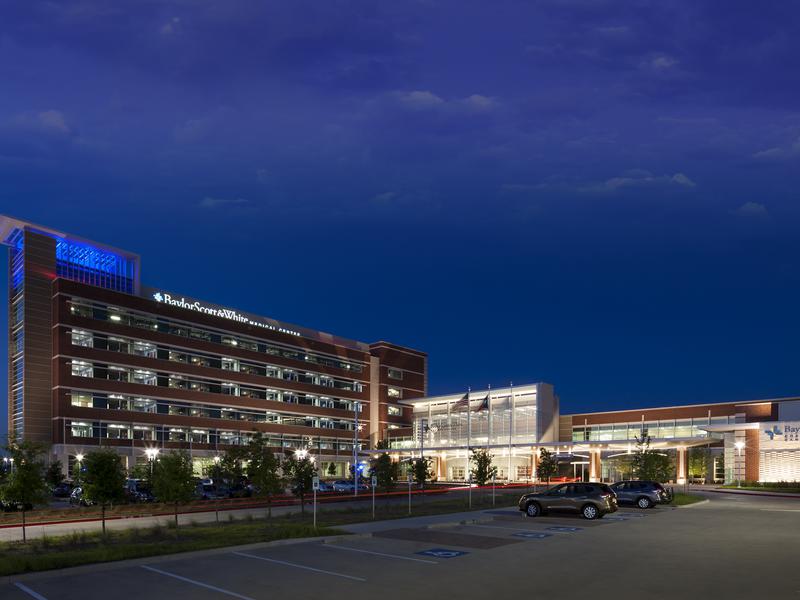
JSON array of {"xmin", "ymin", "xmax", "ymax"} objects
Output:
[
  {"xmin": 525, "ymin": 502, "xmax": 541, "ymax": 518},
  {"xmin": 581, "ymin": 504, "xmax": 599, "ymax": 520},
  {"xmin": 637, "ymin": 497, "xmax": 652, "ymax": 509}
]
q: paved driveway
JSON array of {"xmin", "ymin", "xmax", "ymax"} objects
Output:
[{"xmin": 3, "ymin": 492, "xmax": 799, "ymax": 600}]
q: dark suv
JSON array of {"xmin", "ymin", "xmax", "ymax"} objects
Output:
[
  {"xmin": 519, "ymin": 483, "xmax": 618, "ymax": 520},
  {"xmin": 609, "ymin": 480, "xmax": 669, "ymax": 509}
]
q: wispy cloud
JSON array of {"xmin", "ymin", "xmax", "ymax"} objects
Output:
[{"xmin": 732, "ymin": 201, "xmax": 769, "ymax": 218}]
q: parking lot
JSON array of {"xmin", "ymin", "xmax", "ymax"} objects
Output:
[{"xmin": 3, "ymin": 492, "xmax": 800, "ymax": 599}]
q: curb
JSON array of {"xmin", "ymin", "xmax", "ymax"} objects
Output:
[
  {"xmin": 0, "ymin": 532, "xmax": 350, "ymax": 586},
  {"xmin": 709, "ymin": 489, "xmax": 800, "ymax": 500}
]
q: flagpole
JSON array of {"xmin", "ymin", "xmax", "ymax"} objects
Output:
[
  {"xmin": 466, "ymin": 386, "xmax": 471, "ymax": 483},
  {"xmin": 508, "ymin": 381, "xmax": 514, "ymax": 483},
  {"xmin": 487, "ymin": 383, "xmax": 492, "ymax": 450}
]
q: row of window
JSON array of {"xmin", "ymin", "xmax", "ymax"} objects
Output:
[
  {"xmin": 69, "ymin": 391, "xmax": 357, "ymax": 431},
  {"xmin": 67, "ymin": 298, "xmax": 365, "ymax": 374},
  {"xmin": 571, "ymin": 416, "xmax": 735, "ymax": 442},
  {"xmin": 66, "ymin": 421, "xmax": 361, "ymax": 451},
  {"xmin": 69, "ymin": 329, "xmax": 363, "ymax": 392},
  {"xmin": 68, "ymin": 360, "xmax": 359, "ymax": 411}
]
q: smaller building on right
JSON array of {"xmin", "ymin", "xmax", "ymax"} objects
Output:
[{"xmin": 564, "ymin": 395, "xmax": 800, "ymax": 484}]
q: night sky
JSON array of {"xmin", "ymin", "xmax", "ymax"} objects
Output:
[{"xmin": 2, "ymin": 1, "xmax": 800, "ymax": 435}]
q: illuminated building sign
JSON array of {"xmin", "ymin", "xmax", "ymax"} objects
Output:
[{"xmin": 150, "ymin": 291, "xmax": 301, "ymax": 337}]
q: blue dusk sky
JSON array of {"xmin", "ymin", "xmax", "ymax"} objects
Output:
[{"xmin": 1, "ymin": 1, "xmax": 800, "ymax": 432}]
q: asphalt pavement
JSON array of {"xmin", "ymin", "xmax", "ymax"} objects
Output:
[{"xmin": 2, "ymin": 490, "xmax": 799, "ymax": 599}]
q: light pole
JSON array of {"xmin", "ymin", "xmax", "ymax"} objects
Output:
[
  {"xmin": 734, "ymin": 441, "xmax": 745, "ymax": 488},
  {"xmin": 145, "ymin": 447, "xmax": 159, "ymax": 479}
]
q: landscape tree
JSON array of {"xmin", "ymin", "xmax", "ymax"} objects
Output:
[
  {"xmin": 326, "ymin": 462, "xmax": 337, "ymax": 477},
  {"xmin": 0, "ymin": 441, "xmax": 50, "ymax": 542},
  {"xmin": 246, "ymin": 433, "xmax": 284, "ymax": 519},
  {"xmin": 537, "ymin": 448, "xmax": 558, "ymax": 484},
  {"xmin": 283, "ymin": 451, "xmax": 315, "ymax": 515},
  {"xmin": 632, "ymin": 430, "xmax": 674, "ymax": 482},
  {"xmin": 470, "ymin": 448, "xmax": 497, "ymax": 487},
  {"xmin": 411, "ymin": 457, "xmax": 434, "ymax": 489},
  {"xmin": 82, "ymin": 449, "xmax": 126, "ymax": 534},
  {"xmin": 128, "ymin": 460, "xmax": 152, "ymax": 485},
  {"xmin": 45, "ymin": 460, "xmax": 64, "ymax": 487},
  {"xmin": 151, "ymin": 450, "xmax": 196, "ymax": 527},
  {"xmin": 207, "ymin": 445, "xmax": 248, "ymax": 486},
  {"xmin": 688, "ymin": 446, "xmax": 711, "ymax": 482},
  {"xmin": 369, "ymin": 452, "xmax": 399, "ymax": 492}
]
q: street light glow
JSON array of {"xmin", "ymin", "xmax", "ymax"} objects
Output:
[
  {"xmin": 734, "ymin": 441, "xmax": 745, "ymax": 451},
  {"xmin": 145, "ymin": 448, "xmax": 160, "ymax": 460},
  {"xmin": 75, "ymin": 453, "xmax": 84, "ymax": 462}
]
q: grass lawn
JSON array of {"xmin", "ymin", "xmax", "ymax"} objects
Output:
[
  {"xmin": 0, "ymin": 487, "xmax": 525, "ymax": 576},
  {"xmin": 668, "ymin": 493, "xmax": 705, "ymax": 506},
  {"xmin": 0, "ymin": 521, "xmax": 339, "ymax": 577}
]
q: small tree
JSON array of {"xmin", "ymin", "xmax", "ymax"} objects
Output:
[
  {"xmin": 82, "ymin": 450, "xmax": 126, "ymax": 534},
  {"xmin": 128, "ymin": 461, "xmax": 152, "ymax": 485},
  {"xmin": 631, "ymin": 430, "xmax": 675, "ymax": 482},
  {"xmin": 151, "ymin": 451, "xmax": 196, "ymax": 527},
  {"xmin": 208, "ymin": 445, "xmax": 248, "ymax": 486},
  {"xmin": 46, "ymin": 460, "xmax": 64, "ymax": 487},
  {"xmin": 470, "ymin": 449, "xmax": 497, "ymax": 487},
  {"xmin": 326, "ymin": 462, "xmax": 337, "ymax": 477},
  {"xmin": 247, "ymin": 433, "xmax": 284, "ymax": 519},
  {"xmin": 283, "ymin": 452, "xmax": 315, "ymax": 515},
  {"xmin": 688, "ymin": 447, "xmax": 711, "ymax": 482},
  {"xmin": 1, "ymin": 441, "xmax": 50, "ymax": 542},
  {"xmin": 411, "ymin": 457, "xmax": 434, "ymax": 489},
  {"xmin": 537, "ymin": 448, "xmax": 558, "ymax": 484},
  {"xmin": 370, "ymin": 453, "xmax": 399, "ymax": 492}
]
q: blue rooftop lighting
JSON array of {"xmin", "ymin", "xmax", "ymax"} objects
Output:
[{"xmin": 55, "ymin": 237, "xmax": 137, "ymax": 293}]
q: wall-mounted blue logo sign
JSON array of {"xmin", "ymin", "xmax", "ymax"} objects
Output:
[
  {"xmin": 416, "ymin": 549, "xmax": 469, "ymax": 558},
  {"xmin": 764, "ymin": 425, "xmax": 783, "ymax": 440},
  {"xmin": 152, "ymin": 292, "xmax": 164, "ymax": 303}
]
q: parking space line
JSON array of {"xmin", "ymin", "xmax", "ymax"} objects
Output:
[
  {"xmin": 323, "ymin": 544, "xmax": 438, "ymax": 564},
  {"xmin": 232, "ymin": 551, "xmax": 367, "ymax": 582},
  {"xmin": 141, "ymin": 565, "xmax": 256, "ymax": 600},
  {"xmin": 14, "ymin": 583, "xmax": 49, "ymax": 600}
]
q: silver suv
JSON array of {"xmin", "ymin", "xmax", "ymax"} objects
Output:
[
  {"xmin": 518, "ymin": 483, "xmax": 618, "ymax": 520},
  {"xmin": 609, "ymin": 480, "xmax": 669, "ymax": 509}
]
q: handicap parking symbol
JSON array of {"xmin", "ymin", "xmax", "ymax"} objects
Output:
[
  {"xmin": 512, "ymin": 532, "xmax": 553, "ymax": 539},
  {"xmin": 546, "ymin": 526, "xmax": 582, "ymax": 532},
  {"xmin": 417, "ymin": 548, "xmax": 469, "ymax": 558}
]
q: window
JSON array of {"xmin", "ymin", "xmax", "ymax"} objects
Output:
[
  {"xmin": 388, "ymin": 368, "xmax": 403, "ymax": 380},
  {"xmin": 70, "ymin": 393, "xmax": 92, "ymax": 408},
  {"xmin": 132, "ymin": 341, "xmax": 157, "ymax": 358},
  {"xmin": 388, "ymin": 406, "xmax": 402, "ymax": 417},
  {"xmin": 387, "ymin": 386, "xmax": 402, "ymax": 399},
  {"xmin": 70, "ymin": 422, "xmax": 93, "ymax": 438},
  {"xmin": 132, "ymin": 369, "xmax": 157, "ymax": 385},
  {"xmin": 71, "ymin": 361, "xmax": 93, "ymax": 378},
  {"xmin": 70, "ymin": 329, "xmax": 93, "ymax": 347}
]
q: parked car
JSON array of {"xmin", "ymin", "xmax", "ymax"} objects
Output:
[
  {"xmin": 125, "ymin": 479, "xmax": 155, "ymax": 503},
  {"xmin": 52, "ymin": 482, "xmax": 74, "ymax": 498},
  {"xmin": 316, "ymin": 481, "xmax": 334, "ymax": 492},
  {"xmin": 195, "ymin": 483, "xmax": 227, "ymax": 500},
  {"xmin": 518, "ymin": 482, "xmax": 618, "ymax": 520},
  {"xmin": 69, "ymin": 486, "xmax": 94, "ymax": 506},
  {"xmin": 609, "ymin": 480, "xmax": 669, "ymax": 509},
  {"xmin": 332, "ymin": 480, "xmax": 354, "ymax": 492}
]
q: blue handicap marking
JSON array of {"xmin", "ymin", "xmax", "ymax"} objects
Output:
[
  {"xmin": 603, "ymin": 516, "xmax": 629, "ymax": 521},
  {"xmin": 546, "ymin": 526, "xmax": 582, "ymax": 532},
  {"xmin": 417, "ymin": 548, "xmax": 469, "ymax": 558},
  {"xmin": 512, "ymin": 532, "xmax": 553, "ymax": 539}
]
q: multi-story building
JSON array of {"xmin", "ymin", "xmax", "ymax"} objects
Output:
[{"xmin": 1, "ymin": 215, "xmax": 426, "ymax": 476}]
